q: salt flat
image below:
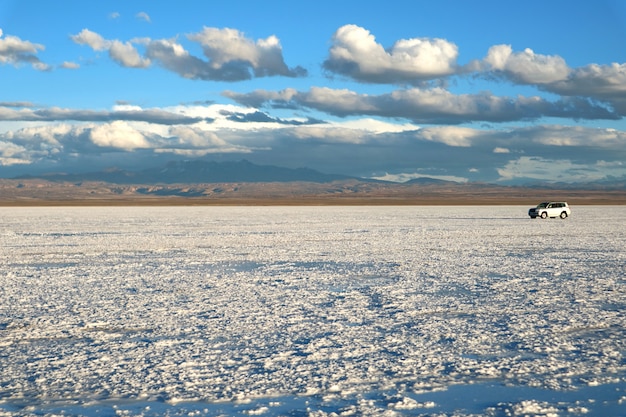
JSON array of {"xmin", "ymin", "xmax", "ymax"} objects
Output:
[{"xmin": 0, "ymin": 206, "xmax": 624, "ymax": 416}]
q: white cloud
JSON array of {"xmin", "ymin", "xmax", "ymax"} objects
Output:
[
  {"xmin": 0, "ymin": 103, "xmax": 203, "ymax": 125},
  {"xmin": 480, "ymin": 45, "xmax": 626, "ymax": 115},
  {"xmin": 0, "ymin": 107, "xmax": 259, "ymax": 165},
  {"xmin": 189, "ymin": 27, "xmax": 263, "ymax": 69},
  {"xmin": 228, "ymin": 86, "xmax": 615, "ymax": 124},
  {"xmin": 1, "ymin": 100, "xmax": 625, "ymax": 184},
  {"xmin": 222, "ymin": 88, "xmax": 298, "ymax": 108},
  {"xmin": 0, "ymin": 141, "xmax": 30, "ymax": 165},
  {"xmin": 328, "ymin": 118, "xmax": 418, "ymax": 134},
  {"xmin": 143, "ymin": 38, "xmax": 196, "ymax": 74},
  {"xmin": 0, "ymin": 29, "xmax": 48, "ymax": 70},
  {"xmin": 109, "ymin": 40, "xmax": 150, "ymax": 68},
  {"xmin": 417, "ymin": 126, "xmax": 480, "ymax": 147},
  {"xmin": 169, "ymin": 125, "xmax": 222, "ymax": 147},
  {"xmin": 483, "ymin": 44, "xmax": 570, "ymax": 84},
  {"xmin": 71, "ymin": 29, "xmax": 110, "ymax": 51},
  {"xmin": 4, "ymin": 123, "xmax": 69, "ymax": 146},
  {"xmin": 497, "ymin": 156, "xmax": 626, "ymax": 182},
  {"xmin": 72, "ymin": 29, "xmax": 150, "ymax": 69},
  {"xmin": 303, "ymin": 87, "xmax": 377, "ymax": 112},
  {"xmin": 526, "ymin": 124, "xmax": 626, "ymax": 148},
  {"xmin": 370, "ymin": 172, "xmax": 468, "ymax": 183},
  {"xmin": 0, "ymin": 123, "xmax": 74, "ymax": 166},
  {"xmin": 136, "ymin": 12, "xmax": 151, "ymax": 23},
  {"xmin": 324, "ymin": 24, "xmax": 458, "ymax": 83},
  {"xmin": 550, "ymin": 62, "xmax": 626, "ymax": 98},
  {"xmin": 112, "ymin": 104, "xmax": 143, "ymax": 112},
  {"xmin": 289, "ymin": 126, "xmax": 366, "ymax": 144},
  {"xmin": 72, "ymin": 26, "xmax": 305, "ymax": 78},
  {"xmin": 89, "ymin": 121, "xmax": 151, "ymax": 150},
  {"xmin": 167, "ymin": 125, "xmax": 250, "ymax": 154},
  {"xmin": 61, "ymin": 61, "xmax": 80, "ymax": 69},
  {"xmin": 186, "ymin": 27, "xmax": 305, "ymax": 78}
]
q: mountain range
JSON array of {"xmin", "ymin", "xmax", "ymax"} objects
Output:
[
  {"xmin": 3, "ymin": 159, "xmax": 625, "ymax": 205},
  {"xmin": 12, "ymin": 159, "xmax": 625, "ymax": 189},
  {"xmin": 15, "ymin": 159, "xmax": 355, "ymax": 184}
]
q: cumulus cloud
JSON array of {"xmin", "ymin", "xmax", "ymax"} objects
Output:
[
  {"xmin": 1, "ymin": 123, "xmax": 75, "ymax": 166},
  {"xmin": 60, "ymin": 61, "xmax": 80, "ymax": 69},
  {"xmin": 0, "ymin": 28, "xmax": 50, "ymax": 70},
  {"xmin": 71, "ymin": 29, "xmax": 150, "ymax": 68},
  {"xmin": 71, "ymin": 29, "xmax": 110, "ymax": 51},
  {"xmin": 89, "ymin": 121, "xmax": 151, "ymax": 150},
  {"xmin": 165, "ymin": 125, "xmax": 251, "ymax": 155},
  {"xmin": 232, "ymin": 121, "xmax": 625, "ymax": 182},
  {"xmin": 288, "ymin": 125, "xmax": 368, "ymax": 144},
  {"xmin": 183, "ymin": 27, "xmax": 306, "ymax": 79},
  {"xmin": 417, "ymin": 126, "xmax": 482, "ymax": 147},
  {"xmin": 483, "ymin": 44, "xmax": 570, "ymax": 84},
  {"xmin": 222, "ymin": 88, "xmax": 298, "ymax": 108},
  {"xmin": 324, "ymin": 24, "xmax": 458, "ymax": 84},
  {"xmin": 546, "ymin": 63, "xmax": 626, "ymax": 116},
  {"xmin": 321, "ymin": 24, "xmax": 626, "ymax": 119},
  {"xmin": 370, "ymin": 171, "xmax": 469, "ymax": 183},
  {"xmin": 109, "ymin": 40, "xmax": 151, "ymax": 68},
  {"xmin": 0, "ymin": 140, "xmax": 31, "ymax": 166},
  {"xmin": 0, "ymin": 104, "xmax": 206, "ymax": 125},
  {"xmin": 221, "ymin": 110, "xmax": 323, "ymax": 125},
  {"xmin": 0, "ymin": 110, "xmax": 394, "ymax": 171},
  {"xmin": 4, "ymin": 122, "xmax": 72, "ymax": 145},
  {"xmin": 72, "ymin": 27, "xmax": 306, "ymax": 80},
  {"xmin": 519, "ymin": 124, "xmax": 626, "ymax": 148},
  {"xmin": 225, "ymin": 86, "xmax": 618, "ymax": 124},
  {"xmin": 419, "ymin": 124, "xmax": 626, "ymax": 156},
  {"xmin": 142, "ymin": 38, "xmax": 206, "ymax": 76},
  {"xmin": 1, "ymin": 104, "xmax": 625, "ymax": 184},
  {"xmin": 0, "ymin": 101, "xmax": 34, "ymax": 108},
  {"xmin": 479, "ymin": 45, "xmax": 626, "ymax": 116},
  {"xmin": 65, "ymin": 24, "xmax": 626, "ymax": 124},
  {"xmin": 480, "ymin": 44, "xmax": 626, "ymax": 100},
  {"xmin": 0, "ymin": 107, "xmax": 259, "ymax": 170},
  {"xmin": 497, "ymin": 156, "xmax": 626, "ymax": 183}
]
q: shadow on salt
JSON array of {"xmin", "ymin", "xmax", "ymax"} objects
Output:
[{"xmin": 6, "ymin": 381, "xmax": 624, "ymax": 416}]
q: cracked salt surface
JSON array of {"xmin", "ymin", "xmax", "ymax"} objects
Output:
[{"xmin": 0, "ymin": 206, "xmax": 624, "ymax": 416}]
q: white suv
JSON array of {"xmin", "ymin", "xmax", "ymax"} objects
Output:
[{"xmin": 528, "ymin": 202, "xmax": 570, "ymax": 219}]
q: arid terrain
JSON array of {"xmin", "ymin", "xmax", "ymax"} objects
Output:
[{"xmin": 1, "ymin": 179, "xmax": 625, "ymax": 205}]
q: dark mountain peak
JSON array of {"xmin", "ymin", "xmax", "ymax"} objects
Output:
[
  {"xmin": 15, "ymin": 159, "xmax": 354, "ymax": 184},
  {"xmin": 143, "ymin": 159, "xmax": 350, "ymax": 183},
  {"xmin": 404, "ymin": 177, "xmax": 456, "ymax": 185}
]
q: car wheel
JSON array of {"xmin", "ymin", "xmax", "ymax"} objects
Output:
[
  {"xmin": 540, "ymin": 212, "xmax": 548, "ymax": 219},
  {"xmin": 560, "ymin": 211, "xmax": 568, "ymax": 219}
]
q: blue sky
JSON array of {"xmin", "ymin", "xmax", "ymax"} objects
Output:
[{"xmin": 1, "ymin": 0, "xmax": 626, "ymax": 184}]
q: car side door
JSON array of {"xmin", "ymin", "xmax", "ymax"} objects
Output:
[{"xmin": 546, "ymin": 203, "xmax": 557, "ymax": 217}]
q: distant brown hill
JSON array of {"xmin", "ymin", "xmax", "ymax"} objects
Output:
[
  {"xmin": 3, "ymin": 159, "xmax": 625, "ymax": 205},
  {"xmin": 2, "ymin": 178, "xmax": 625, "ymax": 206}
]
